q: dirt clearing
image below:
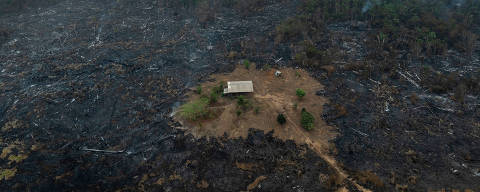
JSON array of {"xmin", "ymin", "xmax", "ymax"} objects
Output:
[
  {"xmin": 176, "ymin": 63, "xmax": 337, "ymax": 153},
  {"xmin": 175, "ymin": 63, "xmax": 372, "ymax": 191}
]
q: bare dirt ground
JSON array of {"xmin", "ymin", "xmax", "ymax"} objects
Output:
[
  {"xmin": 176, "ymin": 63, "xmax": 372, "ymax": 192},
  {"xmin": 177, "ymin": 63, "xmax": 336, "ymax": 153}
]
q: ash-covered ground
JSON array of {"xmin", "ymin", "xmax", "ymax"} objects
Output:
[
  {"xmin": 318, "ymin": 22, "xmax": 480, "ymax": 191},
  {"xmin": 1, "ymin": 0, "xmax": 341, "ymax": 191},
  {"xmin": 1, "ymin": 0, "xmax": 480, "ymax": 191}
]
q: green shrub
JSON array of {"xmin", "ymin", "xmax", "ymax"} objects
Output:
[
  {"xmin": 237, "ymin": 95, "xmax": 250, "ymax": 110},
  {"xmin": 243, "ymin": 60, "xmax": 250, "ymax": 69},
  {"xmin": 236, "ymin": 109, "xmax": 242, "ymax": 116},
  {"xmin": 262, "ymin": 63, "xmax": 271, "ymax": 71},
  {"xmin": 208, "ymin": 82, "xmax": 226, "ymax": 104},
  {"xmin": 179, "ymin": 97, "xmax": 210, "ymax": 121},
  {"xmin": 301, "ymin": 108, "xmax": 314, "ymax": 131},
  {"xmin": 295, "ymin": 71, "xmax": 301, "ymax": 78},
  {"xmin": 296, "ymin": 88, "xmax": 306, "ymax": 99},
  {"xmin": 195, "ymin": 85, "xmax": 202, "ymax": 94},
  {"xmin": 211, "ymin": 83, "xmax": 224, "ymax": 95},
  {"xmin": 254, "ymin": 106, "xmax": 260, "ymax": 114},
  {"xmin": 209, "ymin": 92, "xmax": 218, "ymax": 104},
  {"xmin": 277, "ymin": 113, "xmax": 286, "ymax": 125}
]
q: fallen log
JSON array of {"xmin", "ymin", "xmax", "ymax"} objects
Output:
[{"xmin": 80, "ymin": 147, "xmax": 125, "ymax": 154}]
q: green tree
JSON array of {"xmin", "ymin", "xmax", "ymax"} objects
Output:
[
  {"xmin": 243, "ymin": 60, "xmax": 250, "ymax": 69},
  {"xmin": 277, "ymin": 113, "xmax": 286, "ymax": 125},
  {"xmin": 301, "ymin": 108, "xmax": 314, "ymax": 131},
  {"xmin": 195, "ymin": 85, "xmax": 202, "ymax": 94},
  {"xmin": 296, "ymin": 88, "xmax": 306, "ymax": 99},
  {"xmin": 209, "ymin": 92, "xmax": 218, "ymax": 104}
]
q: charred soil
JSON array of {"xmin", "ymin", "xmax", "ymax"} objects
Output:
[{"xmin": 1, "ymin": 0, "xmax": 480, "ymax": 191}]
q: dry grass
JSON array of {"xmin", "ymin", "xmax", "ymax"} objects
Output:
[
  {"xmin": 0, "ymin": 141, "xmax": 22, "ymax": 159},
  {"xmin": 8, "ymin": 154, "xmax": 28, "ymax": 164},
  {"xmin": 1, "ymin": 141, "xmax": 29, "ymax": 165},
  {"xmin": 155, "ymin": 177, "xmax": 165, "ymax": 185},
  {"xmin": 196, "ymin": 180, "xmax": 209, "ymax": 189},
  {"xmin": 247, "ymin": 175, "xmax": 267, "ymax": 191},
  {"xmin": 326, "ymin": 173, "xmax": 344, "ymax": 190},
  {"xmin": 355, "ymin": 170, "xmax": 385, "ymax": 189},
  {"xmin": 0, "ymin": 168, "xmax": 17, "ymax": 181},
  {"xmin": 409, "ymin": 93, "xmax": 418, "ymax": 105},
  {"xmin": 1, "ymin": 119, "xmax": 24, "ymax": 131},
  {"xmin": 395, "ymin": 184, "xmax": 408, "ymax": 191},
  {"xmin": 235, "ymin": 162, "xmax": 260, "ymax": 172},
  {"xmin": 335, "ymin": 104, "xmax": 348, "ymax": 118},
  {"xmin": 321, "ymin": 65, "xmax": 336, "ymax": 76}
]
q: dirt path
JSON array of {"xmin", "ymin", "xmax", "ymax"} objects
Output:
[{"xmin": 176, "ymin": 63, "xmax": 371, "ymax": 191}]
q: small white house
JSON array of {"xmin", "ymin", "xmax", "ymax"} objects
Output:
[
  {"xmin": 275, "ymin": 70, "xmax": 282, "ymax": 77},
  {"xmin": 223, "ymin": 81, "xmax": 254, "ymax": 94}
]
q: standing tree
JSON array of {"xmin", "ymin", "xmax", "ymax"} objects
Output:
[
  {"xmin": 301, "ymin": 108, "xmax": 314, "ymax": 131},
  {"xmin": 277, "ymin": 113, "xmax": 286, "ymax": 125},
  {"xmin": 296, "ymin": 88, "xmax": 306, "ymax": 99}
]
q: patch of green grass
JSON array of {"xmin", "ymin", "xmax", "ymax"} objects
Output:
[
  {"xmin": 301, "ymin": 108, "xmax": 314, "ymax": 131},
  {"xmin": 179, "ymin": 97, "xmax": 210, "ymax": 121}
]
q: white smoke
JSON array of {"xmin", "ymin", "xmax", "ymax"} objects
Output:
[
  {"xmin": 362, "ymin": 0, "xmax": 373, "ymax": 13},
  {"xmin": 362, "ymin": 0, "xmax": 383, "ymax": 13}
]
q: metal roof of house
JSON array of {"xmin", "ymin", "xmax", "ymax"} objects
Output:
[{"xmin": 223, "ymin": 81, "xmax": 253, "ymax": 94}]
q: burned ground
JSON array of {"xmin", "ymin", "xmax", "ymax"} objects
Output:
[
  {"xmin": 1, "ymin": 0, "xmax": 480, "ymax": 191},
  {"xmin": 315, "ymin": 22, "xmax": 480, "ymax": 191},
  {"xmin": 0, "ymin": 0, "xmax": 335, "ymax": 191}
]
